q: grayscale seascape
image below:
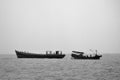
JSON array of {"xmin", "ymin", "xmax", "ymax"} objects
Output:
[
  {"xmin": 0, "ymin": 54, "xmax": 120, "ymax": 80},
  {"xmin": 0, "ymin": 0, "xmax": 120, "ymax": 80}
]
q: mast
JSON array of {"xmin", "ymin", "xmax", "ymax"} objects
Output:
[{"xmin": 95, "ymin": 50, "xmax": 97, "ymax": 55}]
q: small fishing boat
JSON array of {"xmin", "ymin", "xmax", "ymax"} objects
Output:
[
  {"xmin": 15, "ymin": 50, "xmax": 65, "ymax": 59},
  {"xmin": 71, "ymin": 50, "xmax": 102, "ymax": 59}
]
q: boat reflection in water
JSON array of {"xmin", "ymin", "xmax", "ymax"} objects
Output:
[
  {"xmin": 15, "ymin": 50, "xmax": 65, "ymax": 59},
  {"xmin": 71, "ymin": 50, "xmax": 102, "ymax": 59}
]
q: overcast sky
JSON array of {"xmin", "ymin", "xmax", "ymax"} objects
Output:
[{"xmin": 0, "ymin": 0, "xmax": 120, "ymax": 54}]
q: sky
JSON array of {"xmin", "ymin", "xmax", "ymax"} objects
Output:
[{"xmin": 0, "ymin": 0, "xmax": 120, "ymax": 54}]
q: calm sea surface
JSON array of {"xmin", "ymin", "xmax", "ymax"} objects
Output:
[{"xmin": 0, "ymin": 54, "xmax": 120, "ymax": 80}]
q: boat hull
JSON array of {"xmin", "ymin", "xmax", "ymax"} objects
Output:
[{"xmin": 15, "ymin": 51, "xmax": 65, "ymax": 59}]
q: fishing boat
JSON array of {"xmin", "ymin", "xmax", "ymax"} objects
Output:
[
  {"xmin": 71, "ymin": 50, "xmax": 102, "ymax": 59},
  {"xmin": 15, "ymin": 50, "xmax": 65, "ymax": 59}
]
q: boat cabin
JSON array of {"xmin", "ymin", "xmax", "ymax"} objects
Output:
[
  {"xmin": 46, "ymin": 51, "xmax": 52, "ymax": 54},
  {"xmin": 55, "ymin": 51, "xmax": 62, "ymax": 55},
  {"xmin": 46, "ymin": 51, "xmax": 62, "ymax": 55}
]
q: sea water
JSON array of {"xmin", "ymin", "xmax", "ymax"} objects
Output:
[{"xmin": 0, "ymin": 54, "xmax": 120, "ymax": 80}]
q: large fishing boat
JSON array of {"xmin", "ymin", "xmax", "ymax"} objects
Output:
[
  {"xmin": 15, "ymin": 50, "xmax": 65, "ymax": 59},
  {"xmin": 71, "ymin": 50, "xmax": 102, "ymax": 59}
]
